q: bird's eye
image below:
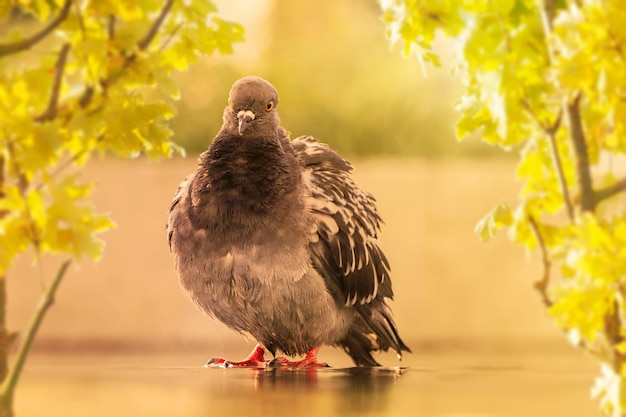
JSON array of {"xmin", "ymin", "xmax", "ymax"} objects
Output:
[{"xmin": 266, "ymin": 100, "xmax": 274, "ymax": 112}]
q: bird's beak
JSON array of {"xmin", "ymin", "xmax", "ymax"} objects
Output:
[{"xmin": 237, "ymin": 110, "xmax": 256, "ymax": 136}]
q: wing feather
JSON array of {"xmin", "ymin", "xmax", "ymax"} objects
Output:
[
  {"xmin": 293, "ymin": 136, "xmax": 391, "ymax": 307},
  {"xmin": 294, "ymin": 135, "xmax": 411, "ymax": 363}
]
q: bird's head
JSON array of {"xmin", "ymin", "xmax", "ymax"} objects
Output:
[{"xmin": 225, "ymin": 76, "xmax": 280, "ymax": 136}]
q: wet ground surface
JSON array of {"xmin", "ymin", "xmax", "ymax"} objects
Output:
[{"xmin": 17, "ymin": 348, "xmax": 599, "ymax": 417}]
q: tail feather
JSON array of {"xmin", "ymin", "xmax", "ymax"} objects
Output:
[
  {"xmin": 340, "ymin": 301, "xmax": 411, "ymax": 367},
  {"xmin": 357, "ymin": 302, "xmax": 411, "ymax": 355},
  {"xmin": 338, "ymin": 327, "xmax": 381, "ymax": 367}
]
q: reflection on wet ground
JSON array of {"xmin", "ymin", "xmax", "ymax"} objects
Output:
[
  {"xmin": 248, "ymin": 366, "xmax": 406, "ymax": 417},
  {"xmin": 18, "ymin": 349, "xmax": 599, "ymax": 417}
]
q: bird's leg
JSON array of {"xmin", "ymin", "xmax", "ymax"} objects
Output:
[
  {"xmin": 206, "ymin": 344, "xmax": 269, "ymax": 368},
  {"xmin": 271, "ymin": 347, "xmax": 329, "ymax": 368}
]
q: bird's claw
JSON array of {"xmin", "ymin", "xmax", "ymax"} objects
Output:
[
  {"xmin": 269, "ymin": 356, "xmax": 329, "ymax": 369},
  {"xmin": 268, "ymin": 357, "xmax": 287, "ymax": 368},
  {"xmin": 205, "ymin": 346, "xmax": 328, "ymax": 369},
  {"xmin": 205, "ymin": 356, "xmax": 267, "ymax": 369},
  {"xmin": 205, "ymin": 357, "xmax": 228, "ymax": 368}
]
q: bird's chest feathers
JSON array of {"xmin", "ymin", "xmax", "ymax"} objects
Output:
[
  {"xmin": 180, "ymin": 136, "xmax": 311, "ymax": 293},
  {"xmin": 198, "ymin": 136, "xmax": 294, "ymax": 215}
]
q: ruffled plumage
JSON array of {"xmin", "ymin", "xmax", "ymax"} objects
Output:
[{"xmin": 167, "ymin": 76, "xmax": 410, "ymax": 367}]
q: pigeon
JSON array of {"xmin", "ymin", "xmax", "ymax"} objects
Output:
[{"xmin": 166, "ymin": 76, "xmax": 411, "ymax": 368}]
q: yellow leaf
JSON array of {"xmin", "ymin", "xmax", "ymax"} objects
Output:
[{"xmin": 475, "ymin": 200, "xmax": 513, "ymax": 242}]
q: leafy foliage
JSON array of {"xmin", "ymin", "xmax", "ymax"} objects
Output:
[
  {"xmin": 382, "ymin": 0, "xmax": 626, "ymax": 414},
  {"xmin": 0, "ymin": 0, "xmax": 244, "ymax": 273},
  {"xmin": 0, "ymin": 1, "xmax": 243, "ymax": 414}
]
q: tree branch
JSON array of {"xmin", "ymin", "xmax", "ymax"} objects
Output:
[
  {"xmin": 0, "ymin": 260, "xmax": 71, "ymax": 410},
  {"xmin": 594, "ymin": 177, "xmax": 626, "ymax": 206},
  {"xmin": 0, "ymin": 155, "xmax": 4, "ymax": 196},
  {"xmin": 73, "ymin": 0, "xmax": 86, "ymax": 37},
  {"xmin": 0, "ymin": 276, "xmax": 18, "ymax": 384},
  {"xmin": 529, "ymin": 213, "xmax": 603, "ymax": 359},
  {"xmin": 528, "ymin": 216, "xmax": 553, "ymax": 308},
  {"xmin": 137, "ymin": 0, "xmax": 175, "ymax": 51},
  {"xmin": 604, "ymin": 297, "xmax": 626, "ymax": 373},
  {"xmin": 0, "ymin": 0, "xmax": 72, "ymax": 58},
  {"xmin": 35, "ymin": 43, "xmax": 71, "ymax": 123},
  {"xmin": 566, "ymin": 93, "xmax": 595, "ymax": 212},
  {"xmin": 0, "ymin": 156, "xmax": 5, "ymax": 226},
  {"xmin": 536, "ymin": 1, "xmax": 580, "ymax": 222}
]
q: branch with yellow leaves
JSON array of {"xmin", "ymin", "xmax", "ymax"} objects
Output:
[
  {"xmin": 138, "ymin": 0, "xmax": 174, "ymax": 51},
  {"xmin": 522, "ymin": 100, "xmax": 574, "ymax": 222},
  {"xmin": 566, "ymin": 93, "xmax": 596, "ymax": 213},
  {"xmin": 604, "ymin": 298, "xmax": 626, "ymax": 373},
  {"xmin": 594, "ymin": 177, "xmax": 626, "ymax": 206},
  {"xmin": 35, "ymin": 43, "xmax": 71, "ymax": 123},
  {"xmin": 0, "ymin": 0, "xmax": 72, "ymax": 58},
  {"xmin": 541, "ymin": 1, "xmax": 595, "ymax": 215},
  {"xmin": 78, "ymin": 0, "xmax": 175, "ymax": 110}
]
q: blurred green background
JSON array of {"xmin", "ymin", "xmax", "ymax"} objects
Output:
[{"xmin": 171, "ymin": 0, "xmax": 492, "ymax": 157}]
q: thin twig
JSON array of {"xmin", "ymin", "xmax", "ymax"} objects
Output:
[
  {"xmin": 536, "ymin": 1, "xmax": 577, "ymax": 221},
  {"xmin": 35, "ymin": 43, "xmax": 71, "ymax": 122},
  {"xmin": 0, "ymin": 0, "xmax": 72, "ymax": 58},
  {"xmin": 528, "ymin": 216, "xmax": 553, "ymax": 308},
  {"xmin": 73, "ymin": 0, "xmax": 85, "ymax": 37},
  {"xmin": 78, "ymin": 86, "xmax": 95, "ymax": 109},
  {"xmin": 108, "ymin": 15, "xmax": 116, "ymax": 40},
  {"xmin": 566, "ymin": 93, "xmax": 595, "ymax": 212},
  {"xmin": 542, "ymin": 0, "xmax": 558, "ymax": 27},
  {"xmin": 540, "ymin": 0, "xmax": 557, "ymax": 61},
  {"xmin": 137, "ymin": 0, "xmax": 175, "ymax": 51},
  {"xmin": 5, "ymin": 143, "xmax": 38, "ymax": 251},
  {"xmin": 545, "ymin": 113, "xmax": 576, "ymax": 222},
  {"xmin": 0, "ymin": 260, "xmax": 72, "ymax": 409},
  {"xmin": 522, "ymin": 101, "xmax": 574, "ymax": 222},
  {"xmin": 34, "ymin": 134, "xmax": 104, "ymax": 192},
  {"xmin": 159, "ymin": 21, "xmax": 184, "ymax": 52}
]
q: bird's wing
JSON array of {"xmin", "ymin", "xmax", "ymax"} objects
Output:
[
  {"xmin": 166, "ymin": 173, "xmax": 193, "ymax": 252},
  {"xmin": 294, "ymin": 136, "xmax": 394, "ymax": 307}
]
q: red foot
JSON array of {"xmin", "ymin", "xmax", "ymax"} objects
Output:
[
  {"xmin": 271, "ymin": 347, "xmax": 329, "ymax": 368},
  {"xmin": 206, "ymin": 344, "xmax": 269, "ymax": 368}
]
